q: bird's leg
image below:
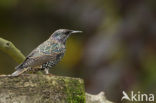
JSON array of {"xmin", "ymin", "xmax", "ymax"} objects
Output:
[
  {"xmin": 44, "ymin": 68, "xmax": 55, "ymax": 76},
  {"xmin": 44, "ymin": 68, "xmax": 49, "ymax": 74}
]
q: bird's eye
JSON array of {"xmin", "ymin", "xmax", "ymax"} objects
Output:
[{"xmin": 64, "ymin": 31, "xmax": 71, "ymax": 35}]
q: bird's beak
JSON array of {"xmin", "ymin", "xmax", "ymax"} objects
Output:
[{"xmin": 71, "ymin": 30, "xmax": 83, "ymax": 34}]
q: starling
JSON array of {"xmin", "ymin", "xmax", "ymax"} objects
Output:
[{"xmin": 11, "ymin": 29, "xmax": 82, "ymax": 76}]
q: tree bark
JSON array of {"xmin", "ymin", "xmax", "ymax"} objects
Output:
[{"xmin": 0, "ymin": 74, "xmax": 85, "ymax": 103}]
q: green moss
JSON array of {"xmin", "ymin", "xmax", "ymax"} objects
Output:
[{"xmin": 64, "ymin": 78, "xmax": 86, "ymax": 103}]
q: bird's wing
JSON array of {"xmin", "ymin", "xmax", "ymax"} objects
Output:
[
  {"xmin": 15, "ymin": 50, "xmax": 59, "ymax": 70},
  {"xmin": 15, "ymin": 41, "xmax": 64, "ymax": 70},
  {"xmin": 12, "ymin": 51, "xmax": 60, "ymax": 76}
]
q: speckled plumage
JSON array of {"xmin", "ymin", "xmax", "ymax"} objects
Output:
[{"xmin": 12, "ymin": 29, "xmax": 82, "ymax": 76}]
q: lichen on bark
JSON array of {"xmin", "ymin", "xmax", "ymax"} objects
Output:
[{"xmin": 0, "ymin": 74, "xmax": 86, "ymax": 103}]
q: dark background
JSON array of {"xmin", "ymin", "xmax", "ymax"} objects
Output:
[{"xmin": 0, "ymin": 0, "xmax": 155, "ymax": 102}]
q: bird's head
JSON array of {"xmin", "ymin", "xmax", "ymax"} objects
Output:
[{"xmin": 50, "ymin": 29, "xmax": 82, "ymax": 44}]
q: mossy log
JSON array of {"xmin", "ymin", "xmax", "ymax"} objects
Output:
[{"xmin": 0, "ymin": 74, "xmax": 85, "ymax": 103}]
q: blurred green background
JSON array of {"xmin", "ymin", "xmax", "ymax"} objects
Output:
[{"xmin": 0, "ymin": 0, "xmax": 155, "ymax": 102}]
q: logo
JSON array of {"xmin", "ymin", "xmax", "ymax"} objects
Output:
[{"xmin": 121, "ymin": 91, "xmax": 155, "ymax": 102}]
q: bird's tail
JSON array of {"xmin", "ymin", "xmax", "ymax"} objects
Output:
[
  {"xmin": 11, "ymin": 68, "xmax": 28, "ymax": 76},
  {"xmin": 15, "ymin": 63, "xmax": 24, "ymax": 70}
]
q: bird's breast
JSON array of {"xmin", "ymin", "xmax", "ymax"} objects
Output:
[{"xmin": 39, "ymin": 42, "xmax": 65, "ymax": 55}]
